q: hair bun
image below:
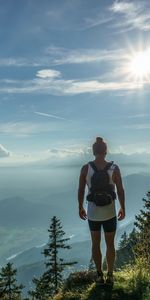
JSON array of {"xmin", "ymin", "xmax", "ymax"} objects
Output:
[
  {"xmin": 92, "ymin": 136, "xmax": 107, "ymax": 155},
  {"xmin": 96, "ymin": 137, "xmax": 103, "ymax": 143}
]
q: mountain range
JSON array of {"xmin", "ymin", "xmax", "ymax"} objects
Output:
[{"xmin": 0, "ymin": 171, "xmax": 150, "ymax": 295}]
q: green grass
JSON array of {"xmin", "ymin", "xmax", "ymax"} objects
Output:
[{"xmin": 51, "ymin": 268, "xmax": 150, "ymax": 300}]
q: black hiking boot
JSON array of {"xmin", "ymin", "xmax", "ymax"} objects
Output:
[
  {"xmin": 96, "ymin": 271, "xmax": 105, "ymax": 286},
  {"xmin": 105, "ymin": 272, "xmax": 114, "ymax": 286}
]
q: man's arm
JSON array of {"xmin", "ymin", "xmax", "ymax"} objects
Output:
[
  {"xmin": 113, "ymin": 166, "xmax": 125, "ymax": 221},
  {"xmin": 78, "ymin": 164, "xmax": 88, "ymax": 220}
]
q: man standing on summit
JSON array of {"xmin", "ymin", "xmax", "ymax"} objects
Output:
[{"xmin": 78, "ymin": 137, "xmax": 125, "ymax": 285}]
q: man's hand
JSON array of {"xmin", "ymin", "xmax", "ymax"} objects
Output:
[
  {"xmin": 118, "ymin": 208, "xmax": 125, "ymax": 221},
  {"xmin": 79, "ymin": 207, "xmax": 87, "ymax": 220}
]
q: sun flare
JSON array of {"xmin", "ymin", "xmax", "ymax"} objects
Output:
[{"xmin": 127, "ymin": 49, "xmax": 150, "ymax": 81}]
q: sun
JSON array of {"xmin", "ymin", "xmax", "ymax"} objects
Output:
[{"xmin": 127, "ymin": 49, "xmax": 150, "ymax": 81}]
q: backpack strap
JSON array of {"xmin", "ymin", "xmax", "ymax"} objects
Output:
[
  {"xmin": 89, "ymin": 161, "xmax": 98, "ymax": 172},
  {"xmin": 104, "ymin": 161, "xmax": 114, "ymax": 171},
  {"xmin": 89, "ymin": 161, "xmax": 114, "ymax": 172}
]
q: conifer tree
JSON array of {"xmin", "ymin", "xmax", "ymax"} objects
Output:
[
  {"xmin": 114, "ymin": 228, "xmax": 138, "ymax": 269},
  {"xmin": 134, "ymin": 191, "xmax": 150, "ymax": 269},
  {"xmin": 43, "ymin": 216, "xmax": 77, "ymax": 294},
  {"xmin": 30, "ymin": 216, "xmax": 77, "ymax": 298},
  {"xmin": 0, "ymin": 262, "xmax": 24, "ymax": 300},
  {"xmin": 128, "ymin": 228, "xmax": 138, "ymax": 248},
  {"xmin": 28, "ymin": 276, "xmax": 49, "ymax": 300},
  {"xmin": 118, "ymin": 231, "xmax": 128, "ymax": 249}
]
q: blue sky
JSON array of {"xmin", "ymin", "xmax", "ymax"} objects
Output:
[{"xmin": 0, "ymin": 0, "xmax": 150, "ymax": 165}]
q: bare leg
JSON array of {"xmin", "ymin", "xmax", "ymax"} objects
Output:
[
  {"xmin": 90, "ymin": 230, "xmax": 102, "ymax": 273},
  {"xmin": 104, "ymin": 231, "xmax": 116, "ymax": 273}
]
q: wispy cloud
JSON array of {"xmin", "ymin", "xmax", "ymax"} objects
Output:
[
  {"xmin": 64, "ymin": 80, "xmax": 143, "ymax": 95},
  {"xmin": 109, "ymin": 0, "xmax": 150, "ymax": 32},
  {"xmin": 126, "ymin": 113, "xmax": 150, "ymax": 119},
  {"xmin": 80, "ymin": 0, "xmax": 150, "ymax": 33},
  {"xmin": 0, "ymin": 58, "xmax": 41, "ymax": 67},
  {"xmin": 124, "ymin": 123, "xmax": 150, "ymax": 130},
  {"xmin": 111, "ymin": 143, "xmax": 150, "ymax": 155},
  {"xmin": 0, "ymin": 48, "xmax": 124, "ymax": 67},
  {"xmin": 0, "ymin": 76, "xmax": 145, "ymax": 95},
  {"xmin": 0, "ymin": 47, "xmax": 135, "ymax": 68},
  {"xmin": 83, "ymin": 14, "xmax": 113, "ymax": 30},
  {"xmin": 0, "ymin": 121, "xmax": 70, "ymax": 137},
  {"xmin": 34, "ymin": 111, "xmax": 69, "ymax": 121},
  {"xmin": 47, "ymin": 147, "xmax": 86, "ymax": 158},
  {"xmin": 0, "ymin": 76, "xmax": 144, "ymax": 96},
  {"xmin": 111, "ymin": 1, "xmax": 138, "ymax": 14},
  {"xmin": 0, "ymin": 144, "xmax": 10, "ymax": 158},
  {"xmin": 45, "ymin": 46, "xmax": 126, "ymax": 65}
]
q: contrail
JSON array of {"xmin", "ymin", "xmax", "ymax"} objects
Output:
[{"xmin": 34, "ymin": 111, "xmax": 69, "ymax": 121}]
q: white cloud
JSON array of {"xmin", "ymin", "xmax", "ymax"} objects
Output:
[
  {"xmin": 79, "ymin": 1, "xmax": 150, "ymax": 33},
  {"xmin": 0, "ymin": 47, "xmax": 149, "ymax": 96},
  {"xmin": 0, "ymin": 141, "xmax": 150, "ymax": 167},
  {"xmin": 112, "ymin": 144, "xmax": 150, "ymax": 155},
  {"xmin": 0, "ymin": 76, "xmax": 144, "ymax": 96},
  {"xmin": 36, "ymin": 69, "xmax": 61, "ymax": 78},
  {"xmin": 0, "ymin": 144, "xmax": 10, "ymax": 158},
  {"xmin": 0, "ymin": 145, "xmax": 89, "ymax": 167},
  {"xmin": 0, "ymin": 47, "xmax": 139, "ymax": 69},
  {"xmin": 47, "ymin": 147, "xmax": 86, "ymax": 158},
  {"xmin": 111, "ymin": 1, "xmax": 136, "ymax": 14},
  {"xmin": 63, "ymin": 80, "xmax": 143, "ymax": 95},
  {"xmin": 1, "ymin": 144, "xmax": 150, "ymax": 169},
  {"xmin": 110, "ymin": 0, "xmax": 150, "ymax": 32},
  {"xmin": 0, "ymin": 48, "xmax": 124, "ymax": 68},
  {"xmin": 46, "ymin": 46, "xmax": 125, "ymax": 65}
]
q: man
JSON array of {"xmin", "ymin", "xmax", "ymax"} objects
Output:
[{"xmin": 78, "ymin": 137, "xmax": 125, "ymax": 285}]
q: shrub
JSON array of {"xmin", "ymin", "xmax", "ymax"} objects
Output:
[{"xmin": 64, "ymin": 270, "xmax": 96, "ymax": 290}]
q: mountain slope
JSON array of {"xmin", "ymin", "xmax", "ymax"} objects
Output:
[
  {"xmin": 51, "ymin": 269, "xmax": 150, "ymax": 300},
  {"xmin": 0, "ymin": 196, "xmax": 61, "ymax": 227}
]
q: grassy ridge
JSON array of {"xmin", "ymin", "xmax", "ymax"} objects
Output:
[{"xmin": 51, "ymin": 268, "xmax": 150, "ymax": 300}]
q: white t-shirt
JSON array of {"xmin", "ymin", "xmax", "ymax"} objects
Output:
[{"xmin": 86, "ymin": 162, "xmax": 117, "ymax": 221}]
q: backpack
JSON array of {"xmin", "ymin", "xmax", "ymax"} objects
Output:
[{"xmin": 86, "ymin": 161, "xmax": 116, "ymax": 206}]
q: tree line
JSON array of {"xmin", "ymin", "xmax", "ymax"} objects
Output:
[{"xmin": 116, "ymin": 191, "xmax": 150, "ymax": 271}]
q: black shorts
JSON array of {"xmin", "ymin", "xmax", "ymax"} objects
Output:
[{"xmin": 88, "ymin": 216, "xmax": 117, "ymax": 232}]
